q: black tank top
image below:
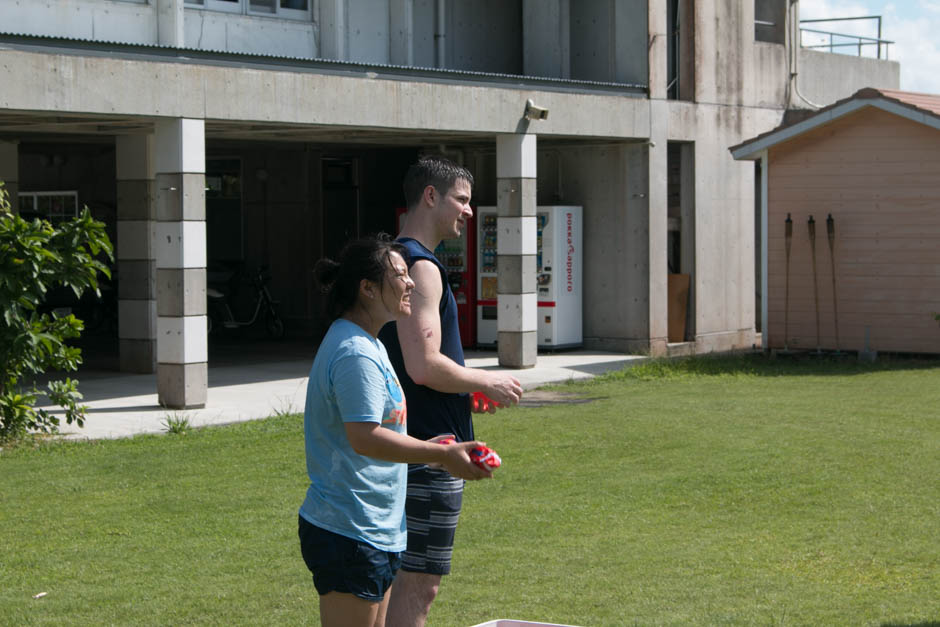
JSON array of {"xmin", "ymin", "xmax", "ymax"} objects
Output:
[{"xmin": 378, "ymin": 238, "xmax": 473, "ymax": 442}]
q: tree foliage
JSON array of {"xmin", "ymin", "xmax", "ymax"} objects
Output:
[{"xmin": 0, "ymin": 181, "xmax": 113, "ymax": 443}]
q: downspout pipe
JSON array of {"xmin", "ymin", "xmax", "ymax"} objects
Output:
[{"xmin": 790, "ymin": 0, "xmax": 822, "ymax": 109}]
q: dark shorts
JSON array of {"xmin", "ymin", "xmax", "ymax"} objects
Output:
[
  {"xmin": 400, "ymin": 465, "xmax": 464, "ymax": 575},
  {"xmin": 297, "ymin": 515, "xmax": 402, "ymax": 603}
]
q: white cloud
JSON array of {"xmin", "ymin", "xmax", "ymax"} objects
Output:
[
  {"xmin": 920, "ymin": 0, "xmax": 940, "ymax": 15},
  {"xmin": 882, "ymin": 5, "xmax": 940, "ymax": 92}
]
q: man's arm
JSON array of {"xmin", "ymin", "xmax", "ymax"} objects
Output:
[{"xmin": 396, "ymin": 259, "xmax": 522, "ymax": 405}]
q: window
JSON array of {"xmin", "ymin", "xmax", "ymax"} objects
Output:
[
  {"xmin": 185, "ymin": 0, "xmax": 240, "ymax": 14},
  {"xmin": 18, "ymin": 191, "xmax": 79, "ymax": 225},
  {"xmin": 755, "ymin": 0, "xmax": 786, "ymax": 44},
  {"xmin": 186, "ymin": 0, "xmax": 309, "ymax": 19}
]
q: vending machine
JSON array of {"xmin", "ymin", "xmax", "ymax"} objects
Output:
[
  {"xmin": 475, "ymin": 209, "xmax": 500, "ymax": 346},
  {"xmin": 396, "ymin": 208, "xmax": 476, "ymax": 348},
  {"xmin": 476, "ymin": 206, "xmax": 583, "ymax": 349},
  {"xmin": 535, "ymin": 206, "xmax": 583, "ymax": 349}
]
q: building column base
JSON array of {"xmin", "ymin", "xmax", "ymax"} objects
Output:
[
  {"xmin": 158, "ymin": 362, "xmax": 207, "ymax": 409},
  {"xmin": 497, "ymin": 331, "xmax": 537, "ymax": 368}
]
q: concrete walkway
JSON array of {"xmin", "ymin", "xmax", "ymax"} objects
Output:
[{"xmin": 45, "ymin": 350, "xmax": 645, "ymax": 440}]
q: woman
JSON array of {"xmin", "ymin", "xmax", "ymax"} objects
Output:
[{"xmin": 298, "ymin": 235, "xmax": 490, "ymax": 627}]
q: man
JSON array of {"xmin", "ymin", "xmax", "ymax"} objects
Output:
[{"xmin": 379, "ymin": 156, "xmax": 523, "ymax": 626}]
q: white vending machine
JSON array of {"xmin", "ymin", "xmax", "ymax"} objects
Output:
[
  {"xmin": 535, "ymin": 205, "xmax": 583, "ymax": 349},
  {"xmin": 476, "ymin": 206, "xmax": 583, "ymax": 349}
]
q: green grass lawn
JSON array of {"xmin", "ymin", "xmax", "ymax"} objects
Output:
[{"xmin": 2, "ymin": 354, "xmax": 939, "ymax": 626}]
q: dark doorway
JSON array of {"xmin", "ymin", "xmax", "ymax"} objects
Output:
[{"xmin": 321, "ymin": 157, "xmax": 359, "ymax": 261}]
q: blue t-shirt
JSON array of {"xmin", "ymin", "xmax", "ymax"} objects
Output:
[{"xmin": 298, "ymin": 318, "xmax": 408, "ymax": 552}]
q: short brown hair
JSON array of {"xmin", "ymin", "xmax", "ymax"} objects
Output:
[{"xmin": 402, "ymin": 155, "xmax": 474, "ymax": 210}]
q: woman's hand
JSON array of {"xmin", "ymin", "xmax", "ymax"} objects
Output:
[
  {"xmin": 344, "ymin": 424, "xmax": 492, "ymax": 480},
  {"xmin": 436, "ymin": 439, "xmax": 493, "ymax": 480}
]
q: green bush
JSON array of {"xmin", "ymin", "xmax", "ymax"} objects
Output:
[{"xmin": 0, "ymin": 182, "xmax": 113, "ymax": 443}]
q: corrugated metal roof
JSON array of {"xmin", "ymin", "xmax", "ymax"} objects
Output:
[{"xmin": 0, "ymin": 31, "xmax": 648, "ymax": 94}]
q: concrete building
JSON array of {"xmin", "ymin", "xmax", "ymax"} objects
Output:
[
  {"xmin": 0, "ymin": 1, "xmax": 899, "ymax": 407},
  {"xmin": 732, "ymin": 88, "xmax": 940, "ymax": 355}
]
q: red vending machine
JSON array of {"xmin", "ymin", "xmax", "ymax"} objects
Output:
[{"xmin": 395, "ymin": 208, "xmax": 477, "ymax": 347}]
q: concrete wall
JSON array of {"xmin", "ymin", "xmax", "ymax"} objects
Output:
[
  {"xmin": 694, "ymin": 0, "xmax": 753, "ymax": 106},
  {"xmin": 0, "ymin": 47, "xmax": 650, "ymax": 138},
  {"xmin": 570, "ymin": 0, "xmax": 647, "ymax": 85},
  {"xmin": 0, "ymin": 0, "xmax": 318, "ymax": 58},
  {"xmin": 448, "ymin": 0, "xmax": 523, "ymax": 74},
  {"xmin": 347, "ymin": 0, "xmax": 391, "ymax": 64},
  {"xmin": 411, "ymin": 0, "xmax": 437, "ymax": 67},
  {"xmin": 668, "ymin": 98, "xmax": 785, "ymax": 353},
  {"xmin": 184, "ymin": 9, "xmax": 317, "ymax": 58},
  {"xmin": 797, "ymin": 49, "xmax": 900, "ymax": 107},
  {"xmin": 751, "ymin": 42, "xmax": 789, "ymax": 108},
  {"xmin": 0, "ymin": 0, "xmax": 652, "ymax": 84},
  {"xmin": 547, "ymin": 144, "xmax": 652, "ymax": 352},
  {"xmin": 0, "ymin": 0, "xmax": 158, "ymax": 44},
  {"xmin": 522, "ymin": 0, "xmax": 570, "ymax": 79}
]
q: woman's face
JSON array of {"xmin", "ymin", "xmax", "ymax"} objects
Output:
[{"xmin": 380, "ymin": 251, "xmax": 414, "ymax": 319}]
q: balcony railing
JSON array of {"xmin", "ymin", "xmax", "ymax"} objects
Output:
[{"xmin": 800, "ymin": 16, "xmax": 893, "ymax": 60}]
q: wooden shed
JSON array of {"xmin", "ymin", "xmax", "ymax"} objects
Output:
[{"xmin": 732, "ymin": 88, "xmax": 940, "ymax": 355}]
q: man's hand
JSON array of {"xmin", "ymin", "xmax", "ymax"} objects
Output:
[
  {"xmin": 479, "ymin": 373, "xmax": 523, "ymax": 409},
  {"xmin": 470, "ymin": 391, "xmax": 497, "ymax": 413}
]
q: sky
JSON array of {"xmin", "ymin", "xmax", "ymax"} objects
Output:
[{"xmin": 798, "ymin": 0, "xmax": 940, "ymax": 94}]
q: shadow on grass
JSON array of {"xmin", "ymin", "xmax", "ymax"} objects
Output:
[
  {"xmin": 594, "ymin": 351, "xmax": 940, "ymax": 382},
  {"xmin": 881, "ymin": 622, "xmax": 940, "ymax": 627}
]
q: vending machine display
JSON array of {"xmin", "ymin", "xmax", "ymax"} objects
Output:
[
  {"xmin": 475, "ymin": 209, "xmax": 500, "ymax": 345},
  {"xmin": 476, "ymin": 206, "xmax": 583, "ymax": 349}
]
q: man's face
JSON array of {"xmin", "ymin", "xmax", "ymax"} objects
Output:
[{"xmin": 434, "ymin": 178, "xmax": 473, "ymax": 240}]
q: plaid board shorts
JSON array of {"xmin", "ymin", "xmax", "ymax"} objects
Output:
[{"xmin": 400, "ymin": 465, "xmax": 464, "ymax": 575}]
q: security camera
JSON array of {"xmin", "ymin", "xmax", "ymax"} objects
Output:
[{"xmin": 524, "ymin": 99, "xmax": 549, "ymax": 121}]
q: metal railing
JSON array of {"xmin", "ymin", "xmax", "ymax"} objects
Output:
[{"xmin": 800, "ymin": 16, "xmax": 893, "ymax": 60}]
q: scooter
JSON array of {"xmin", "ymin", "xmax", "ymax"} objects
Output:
[{"xmin": 207, "ymin": 265, "xmax": 284, "ymax": 338}]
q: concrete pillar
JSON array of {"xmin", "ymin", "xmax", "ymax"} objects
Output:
[
  {"xmin": 116, "ymin": 135, "xmax": 158, "ymax": 374},
  {"xmin": 156, "ymin": 0, "xmax": 185, "ymax": 48},
  {"xmin": 0, "ymin": 140, "xmax": 19, "ymax": 209},
  {"xmin": 647, "ymin": 101, "xmax": 669, "ymax": 354},
  {"xmin": 154, "ymin": 118, "xmax": 207, "ymax": 409},
  {"xmin": 522, "ymin": 0, "xmax": 569, "ymax": 79},
  {"xmin": 496, "ymin": 134, "xmax": 538, "ymax": 368},
  {"xmin": 648, "ymin": 0, "xmax": 668, "ymax": 100},
  {"xmin": 319, "ymin": 0, "xmax": 347, "ymax": 60},
  {"xmin": 679, "ymin": 142, "xmax": 696, "ymax": 339},
  {"xmin": 620, "ymin": 103, "xmax": 668, "ymax": 356},
  {"xmin": 389, "ymin": 0, "xmax": 414, "ymax": 66},
  {"xmin": 623, "ymin": 142, "xmax": 652, "ymax": 347}
]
